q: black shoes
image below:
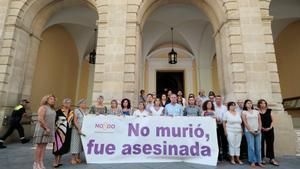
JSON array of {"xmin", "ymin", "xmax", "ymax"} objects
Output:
[
  {"xmin": 0, "ymin": 138, "xmax": 30, "ymax": 148},
  {"xmin": 21, "ymin": 138, "xmax": 30, "ymax": 144},
  {"xmin": 0, "ymin": 142, "xmax": 6, "ymax": 149}
]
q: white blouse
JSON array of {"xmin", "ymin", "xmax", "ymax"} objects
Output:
[
  {"xmin": 223, "ymin": 111, "xmax": 242, "ymax": 133},
  {"xmin": 242, "ymin": 110, "xmax": 259, "ymax": 132},
  {"xmin": 149, "ymin": 106, "xmax": 164, "ymax": 116},
  {"xmin": 133, "ymin": 109, "xmax": 150, "ymax": 117}
]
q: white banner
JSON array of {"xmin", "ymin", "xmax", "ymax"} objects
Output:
[{"xmin": 81, "ymin": 115, "xmax": 219, "ymax": 166}]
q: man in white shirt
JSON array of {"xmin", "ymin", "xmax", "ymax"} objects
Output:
[
  {"xmin": 215, "ymin": 96, "xmax": 227, "ymax": 122},
  {"xmin": 215, "ymin": 95, "xmax": 228, "ymax": 161}
]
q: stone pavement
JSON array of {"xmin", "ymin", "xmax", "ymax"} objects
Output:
[{"xmin": 0, "ymin": 143, "xmax": 299, "ymax": 169}]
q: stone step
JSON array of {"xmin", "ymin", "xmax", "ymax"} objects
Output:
[{"xmin": 295, "ymin": 129, "xmax": 300, "ymax": 155}]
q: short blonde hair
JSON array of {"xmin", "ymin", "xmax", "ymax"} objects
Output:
[{"xmin": 40, "ymin": 94, "xmax": 56, "ymax": 106}]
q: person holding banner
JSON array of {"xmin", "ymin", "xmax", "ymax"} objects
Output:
[
  {"xmin": 33, "ymin": 95, "xmax": 56, "ymax": 169},
  {"xmin": 53, "ymin": 98, "xmax": 73, "ymax": 168},
  {"xmin": 121, "ymin": 98, "xmax": 132, "ymax": 116},
  {"xmin": 89, "ymin": 96, "xmax": 107, "ymax": 115},
  {"xmin": 242, "ymin": 99, "xmax": 265, "ymax": 168},
  {"xmin": 223, "ymin": 102, "xmax": 243, "ymax": 165},
  {"xmin": 202, "ymin": 100, "xmax": 217, "ymax": 119},
  {"xmin": 149, "ymin": 98, "xmax": 164, "ymax": 116},
  {"xmin": 70, "ymin": 99, "xmax": 88, "ymax": 164},
  {"xmin": 183, "ymin": 96, "xmax": 201, "ymax": 116},
  {"xmin": 108, "ymin": 99, "xmax": 122, "ymax": 116},
  {"xmin": 133, "ymin": 102, "xmax": 150, "ymax": 117},
  {"xmin": 164, "ymin": 94, "xmax": 183, "ymax": 117}
]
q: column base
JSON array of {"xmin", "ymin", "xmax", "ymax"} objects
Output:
[{"xmin": 273, "ymin": 112, "xmax": 297, "ymax": 156}]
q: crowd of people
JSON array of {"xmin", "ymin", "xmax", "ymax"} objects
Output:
[{"xmin": 0, "ymin": 89, "xmax": 280, "ymax": 169}]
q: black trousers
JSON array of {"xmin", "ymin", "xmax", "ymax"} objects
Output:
[
  {"xmin": 240, "ymin": 134, "xmax": 248, "ymax": 159},
  {"xmin": 261, "ymin": 129, "xmax": 275, "ymax": 159},
  {"xmin": 217, "ymin": 124, "xmax": 228, "ymax": 159},
  {"xmin": 0, "ymin": 121, "xmax": 25, "ymax": 141}
]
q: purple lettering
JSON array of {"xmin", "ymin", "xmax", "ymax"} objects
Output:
[
  {"xmin": 132, "ymin": 144, "xmax": 141, "ymax": 154},
  {"xmin": 128, "ymin": 123, "xmax": 139, "ymax": 136},
  {"xmin": 143, "ymin": 144, "xmax": 152, "ymax": 155},
  {"xmin": 141, "ymin": 127, "xmax": 150, "ymax": 136},
  {"xmin": 194, "ymin": 126, "xmax": 204, "ymax": 138},
  {"xmin": 168, "ymin": 145, "xmax": 178, "ymax": 155},
  {"xmin": 106, "ymin": 144, "xmax": 115, "ymax": 155},
  {"xmin": 153, "ymin": 144, "xmax": 162, "ymax": 155},
  {"xmin": 190, "ymin": 142, "xmax": 200, "ymax": 156},
  {"xmin": 87, "ymin": 139, "xmax": 95, "ymax": 154},
  {"xmin": 189, "ymin": 124, "xmax": 193, "ymax": 137},
  {"xmin": 171, "ymin": 127, "xmax": 181, "ymax": 137},
  {"xmin": 201, "ymin": 146, "xmax": 211, "ymax": 156},
  {"xmin": 122, "ymin": 144, "xmax": 131, "ymax": 155},
  {"xmin": 156, "ymin": 127, "xmax": 170, "ymax": 137},
  {"xmin": 179, "ymin": 145, "xmax": 189, "ymax": 156},
  {"xmin": 182, "ymin": 127, "xmax": 189, "ymax": 137},
  {"xmin": 94, "ymin": 143, "xmax": 105, "ymax": 154}
]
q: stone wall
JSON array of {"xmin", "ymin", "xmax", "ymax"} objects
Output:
[{"xmin": 0, "ymin": 0, "xmax": 10, "ymax": 49}]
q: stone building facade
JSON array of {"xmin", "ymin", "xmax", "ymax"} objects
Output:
[{"xmin": 0, "ymin": 0, "xmax": 298, "ymax": 155}]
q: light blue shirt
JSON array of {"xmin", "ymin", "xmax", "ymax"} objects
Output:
[{"xmin": 164, "ymin": 103, "xmax": 183, "ymax": 116}]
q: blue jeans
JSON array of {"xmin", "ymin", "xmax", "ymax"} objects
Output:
[{"xmin": 245, "ymin": 131, "xmax": 262, "ymax": 163}]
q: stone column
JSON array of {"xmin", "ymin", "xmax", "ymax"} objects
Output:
[
  {"xmin": 124, "ymin": 0, "xmax": 141, "ymax": 107},
  {"xmin": 93, "ymin": 0, "xmax": 128, "ymax": 103},
  {"xmin": 0, "ymin": 0, "xmax": 10, "ymax": 49},
  {"xmin": 20, "ymin": 36, "xmax": 41, "ymax": 100},
  {"xmin": 214, "ymin": 23, "xmax": 245, "ymax": 102},
  {"xmin": 237, "ymin": 0, "xmax": 296, "ymax": 155}
]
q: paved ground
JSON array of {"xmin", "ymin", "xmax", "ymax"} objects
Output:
[{"xmin": 0, "ymin": 142, "xmax": 299, "ymax": 169}]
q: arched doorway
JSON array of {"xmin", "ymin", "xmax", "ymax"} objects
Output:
[
  {"xmin": 270, "ymin": 0, "xmax": 300, "ymax": 128},
  {"xmin": 29, "ymin": 2, "xmax": 99, "ymax": 111},
  {"xmin": 0, "ymin": 0, "xmax": 99, "ymax": 139},
  {"xmin": 269, "ymin": 0, "xmax": 300, "ymax": 155},
  {"xmin": 140, "ymin": 2, "xmax": 222, "ymax": 98}
]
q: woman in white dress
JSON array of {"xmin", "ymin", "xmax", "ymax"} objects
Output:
[{"xmin": 149, "ymin": 98, "xmax": 164, "ymax": 116}]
